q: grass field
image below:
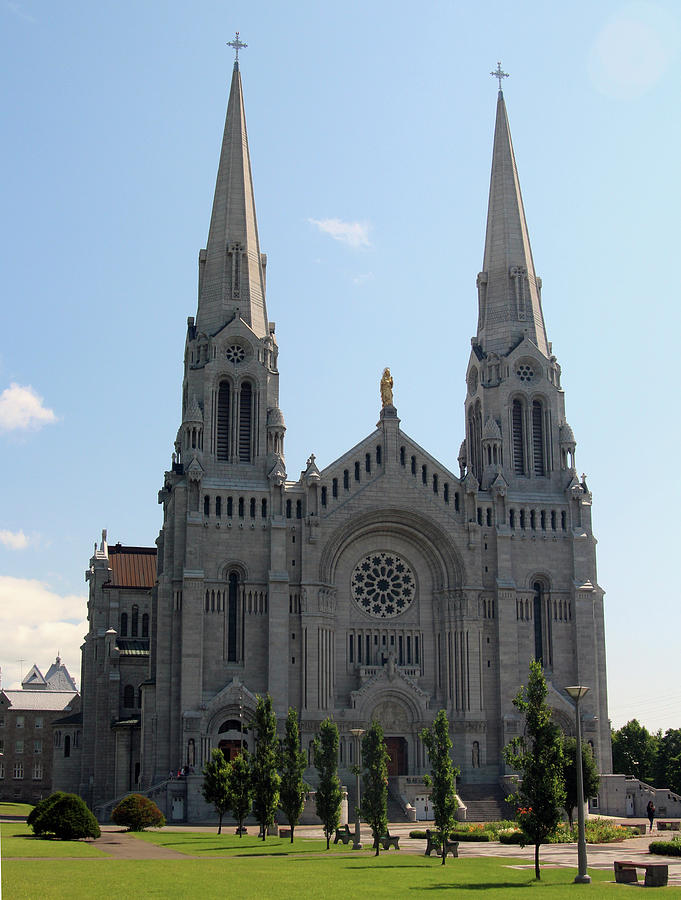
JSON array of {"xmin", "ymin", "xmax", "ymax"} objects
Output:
[
  {"xmin": 0, "ymin": 801, "xmax": 33, "ymax": 818},
  {"xmin": 2, "ymin": 855, "xmax": 622, "ymax": 899},
  {"xmin": 1, "ymin": 822, "xmax": 107, "ymax": 858},
  {"xmin": 132, "ymin": 831, "xmax": 353, "ymax": 855}
]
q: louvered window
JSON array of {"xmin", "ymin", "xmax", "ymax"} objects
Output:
[
  {"xmin": 532, "ymin": 401, "xmax": 545, "ymax": 476},
  {"xmin": 228, "ymin": 573, "xmax": 239, "ymax": 662},
  {"xmin": 217, "ymin": 382, "xmax": 231, "ymax": 460},
  {"xmin": 512, "ymin": 400, "xmax": 525, "ymax": 474},
  {"xmin": 239, "ymin": 383, "xmax": 252, "ymax": 462}
]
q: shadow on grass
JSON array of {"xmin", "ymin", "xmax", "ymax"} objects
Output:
[{"xmin": 416, "ymin": 884, "xmax": 532, "ymax": 891}]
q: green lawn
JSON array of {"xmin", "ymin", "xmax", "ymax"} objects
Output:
[
  {"xmin": 1, "ymin": 822, "xmax": 107, "ymax": 858},
  {"xmin": 0, "ymin": 801, "xmax": 33, "ymax": 818},
  {"xmin": 132, "ymin": 831, "xmax": 353, "ymax": 855},
  {"xmin": 2, "ymin": 855, "xmax": 629, "ymax": 899}
]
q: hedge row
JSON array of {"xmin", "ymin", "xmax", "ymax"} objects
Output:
[{"xmin": 649, "ymin": 839, "xmax": 681, "ymax": 857}]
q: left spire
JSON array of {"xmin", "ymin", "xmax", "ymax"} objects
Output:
[{"xmin": 196, "ymin": 35, "xmax": 268, "ymax": 338}]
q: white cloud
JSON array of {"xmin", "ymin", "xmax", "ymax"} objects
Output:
[
  {"xmin": 0, "ymin": 529, "xmax": 30, "ymax": 550},
  {"xmin": 0, "ymin": 576, "xmax": 86, "ymax": 690},
  {"xmin": 352, "ymin": 272, "xmax": 375, "ymax": 286},
  {"xmin": 0, "ymin": 383, "xmax": 57, "ymax": 432},
  {"xmin": 308, "ymin": 218, "xmax": 371, "ymax": 248}
]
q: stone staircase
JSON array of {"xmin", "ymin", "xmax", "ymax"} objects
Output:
[{"xmin": 458, "ymin": 784, "xmax": 512, "ymax": 822}]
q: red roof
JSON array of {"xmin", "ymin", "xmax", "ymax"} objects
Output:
[{"xmin": 107, "ymin": 544, "xmax": 157, "ymax": 588}]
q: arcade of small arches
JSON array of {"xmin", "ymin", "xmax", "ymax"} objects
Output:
[{"xmin": 119, "ymin": 606, "xmax": 149, "ymax": 639}]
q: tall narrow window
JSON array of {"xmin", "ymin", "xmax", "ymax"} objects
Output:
[
  {"xmin": 512, "ymin": 399, "xmax": 525, "ymax": 474},
  {"xmin": 215, "ymin": 496, "xmax": 222, "ymax": 517},
  {"xmin": 354, "ymin": 461, "xmax": 360, "ymax": 481},
  {"xmin": 131, "ymin": 605, "xmax": 139, "ymax": 637},
  {"xmin": 532, "ymin": 401, "xmax": 545, "ymax": 475},
  {"xmin": 142, "ymin": 613, "xmax": 149, "ymax": 638},
  {"xmin": 365, "ymin": 453, "xmax": 371, "ymax": 473},
  {"xmin": 217, "ymin": 381, "xmax": 231, "ymax": 460},
  {"xmin": 227, "ymin": 496, "xmax": 233, "ymax": 517},
  {"xmin": 120, "ymin": 612, "xmax": 128, "ymax": 637},
  {"xmin": 238, "ymin": 497, "xmax": 244, "ymax": 517},
  {"xmin": 261, "ymin": 498, "xmax": 267, "ymax": 518},
  {"xmin": 533, "ymin": 581, "xmax": 543, "ymax": 664},
  {"xmin": 343, "ymin": 470, "xmax": 349, "ymax": 490},
  {"xmin": 376, "ymin": 445, "xmax": 382, "ymax": 465},
  {"xmin": 123, "ymin": 685, "xmax": 134, "ymax": 707},
  {"xmin": 203, "ymin": 495, "xmax": 210, "ymax": 516},
  {"xmin": 321, "ymin": 486, "xmax": 327, "ymax": 507},
  {"xmin": 296, "ymin": 499, "xmax": 302, "ymax": 519},
  {"xmin": 250, "ymin": 497, "xmax": 256, "ymax": 518},
  {"xmin": 239, "ymin": 382, "xmax": 252, "ymax": 462},
  {"xmin": 228, "ymin": 572, "xmax": 239, "ymax": 662}
]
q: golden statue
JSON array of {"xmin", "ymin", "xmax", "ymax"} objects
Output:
[{"xmin": 380, "ymin": 367, "xmax": 393, "ymax": 407}]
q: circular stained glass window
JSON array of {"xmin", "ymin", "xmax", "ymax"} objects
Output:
[
  {"xmin": 226, "ymin": 344, "xmax": 246, "ymax": 363},
  {"xmin": 516, "ymin": 363, "xmax": 535, "ymax": 382},
  {"xmin": 351, "ymin": 552, "xmax": 416, "ymax": 619}
]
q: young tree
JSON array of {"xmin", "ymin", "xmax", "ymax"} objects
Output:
[
  {"xmin": 226, "ymin": 750, "xmax": 252, "ymax": 837},
  {"xmin": 561, "ymin": 737, "xmax": 600, "ymax": 828},
  {"xmin": 278, "ymin": 707, "xmax": 308, "ymax": 842},
  {"xmin": 420, "ymin": 709, "xmax": 459, "ymax": 865},
  {"xmin": 251, "ymin": 694, "xmax": 281, "ymax": 840},
  {"xmin": 654, "ymin": 728, "xmax": 681, "ymax": 793},
  {"xmin": 361, "ymin": 720, "xmax": 390, "ymax": 856},
  {"xmin": 201, "ymin": 748, "xmax": 230, "ymax": 834},
  {"xmin": 313, "ymin": 717, "xmax": 342, "ymax": 850},
  {"xmin": 504, "ymin": 659, "xmax": 565, "ymax": 880}
]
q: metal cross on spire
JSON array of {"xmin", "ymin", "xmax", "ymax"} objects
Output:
[
  {"xmin": 227, "ymin": 31, "xmax": 247, "ymax": 63},
  {"xmin": 490, "ymin": 61, "xmax": 509, "ymax": 90}
]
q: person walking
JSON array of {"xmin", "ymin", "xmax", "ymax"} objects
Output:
[{"xmin": 646, "ymin": 799, "xmax": 656, "ymax": 833}]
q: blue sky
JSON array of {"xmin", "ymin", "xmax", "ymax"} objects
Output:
[{"xmin": 1, "ymin": 0, "xmax": 680, "ymax": 735}]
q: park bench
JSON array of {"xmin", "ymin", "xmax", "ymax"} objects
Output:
[
  {"xmin": 334, "ymin": 824, "xmax": 353, "ymax": 845},
  {"xmin": 656, "ymin": 820, "xmax": 680, "ymax": 831},
  {"xmin": 373, "ymin": 828, "xmax": 400, "ymax": 850},
  {"xmin": 424, "ymin": 829, "xmax": 459, "ymax": 858},
  {"xmin": 614, "ymin": 861, "xmax": 668, "ymax": 887}
]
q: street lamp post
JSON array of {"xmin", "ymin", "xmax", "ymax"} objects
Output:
[
  {"xmin": 350, "ymin": 728, "xmax": 365, "ymax": 850},
  {"xmin": 565, "ymin": 685, "xmax": 591, "ymax": 885}
]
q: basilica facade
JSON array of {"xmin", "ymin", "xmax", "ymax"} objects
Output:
[{"xmin": 78, "ymin": 59, "xmax": 612, "ymax": 821}]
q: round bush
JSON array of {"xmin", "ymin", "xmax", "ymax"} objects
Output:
[
  {"xmin": 111, "ymin": 793, "xmax": 165, "ymax": 831},
  {"xmin": 29, "ymin": 792, "xmax": 100, "ymax": 840}
]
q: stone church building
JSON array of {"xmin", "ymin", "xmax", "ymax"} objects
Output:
[{"xmin": 79, "ymin": 58, "xmax": 612, "ymax": 821}]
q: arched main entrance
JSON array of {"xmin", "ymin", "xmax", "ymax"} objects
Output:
[{"xmin": 217, "ymin": 718, "xmax": 249, "ymax": 760}]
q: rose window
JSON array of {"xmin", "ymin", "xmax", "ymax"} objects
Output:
[
  {"xmin": 351, "ymin": 552, "xmax": 415, "ymax": 619},
  {"xmin": 226, "ymin": 344, "xmax": 246, "ymax": 363},
  {"xmin": 516, "ymin": 363, "xmax": 535, "ymax": 382}
]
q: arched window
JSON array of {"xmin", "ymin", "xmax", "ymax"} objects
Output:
[
  {"xmin": 123, "ymin": 685, "xmax": 135, "ymax": 708},
  {"xmin": 512, "ymin": 399, "xmax": 525, "ymax": 474},
  {"xmin": 215, "ymin": 496, "xmax": 222, "ymax": 517},
  {"xmin": 142, "ymin": 613, "xmax": 149, "ymax": 638},
  {"xmin": 131, "ymin": 605, "xmax": 139, "ymax": 637},
  {"xmin": 204, "ymin": 495, "xmax": 210, "ymax": 516},
  {"xmin": 120, "ymin": 612, "xmax": 128, "ymax": 637},
  {"xmin": 227, "ymin": 572, "xmax": 239, "ymax": 662},
  {"xmin": 332, "ymin": 478, "xmax": 338, "ymax": 498},
  {"xmin": 343, "ymin": 470, "xmax": 349, "ymax": 490},
  {"xmin": 296, "ymin": 500, "xmax": 302, "ymax": 519},
  {"xmin": 217, "ymin": 380, "xmax": 231, "ymax": 460},
  {"xmin": 227, "ymin": 496, "xmax": 233, "ymax": 517},
  {"xmin": 376, "ymin": 445, "xmax": 382, "ymax": 465},
  {"xmin": 238, "ymin": 496, "xmax": 244, "ymax": 517},
  {"xmin": 354, "ymin": 461, "xmax": 360, "ymax": 481},
  {"xmin": 239, "ymin": 382, "xmax": 252, "ymax": 462},
  {"xmin": 286, "ymin": 499, "xmax": 292, "ymax": 518},
  {"xmin": 64, "ymin": 735, "xmax": 71, "ymax": 758},
  {"xmin": 250, "ymin": 497, "xmax": 256, "ymax": 518},
  {"xmin": 532, "ymin": 401, "xmax": 545, "ymax": 476},
  {"xmin": 400, "ymin": 446, "xmax": 405, "ymax": 466},
  {"xmin": 261, "ymin": 498, "xmax": 267, "ymax": 518},
  {"xmin": 321, "ymin": 486, "xmax": 327, "ymax": 507},
  {"xmin": 467, "ymin": 402, "xmax": 483, "ymax": 479},
  {"xmin": 533, "ymin": 580, "xmax": 552, "ymax": 667}
]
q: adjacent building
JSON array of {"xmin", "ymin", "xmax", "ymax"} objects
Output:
[{"xmin": 80, "ymin": 59, "xmax": 612, "ymax": 822}]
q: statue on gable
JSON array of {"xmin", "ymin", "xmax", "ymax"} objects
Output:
[{"xmin": 380, "ymin": 367, "xmax": 394, "ymax": 407}]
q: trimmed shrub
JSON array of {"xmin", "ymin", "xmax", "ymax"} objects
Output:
[
  {"xmin": 111, "ymin": 793, "xmax": 165, "ymax": 831},
  {"xmin": 650, "ymin": 838, "xmax": 681, "ymax": 857},
  {"xmin": 499, "ymin": 829, "xmax": 525, "ymax": 844},
  {"xmin": 29, "ymin": 792, "xmax": 100, "ymax": 840},
  {"xmin": 451, "ymin": 831, "xmax": 491, "ymax": 842}
]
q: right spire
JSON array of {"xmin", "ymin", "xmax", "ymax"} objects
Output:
[{"xmin": 476, "ymin": 81, "xmax": 549, "ymax": 358}]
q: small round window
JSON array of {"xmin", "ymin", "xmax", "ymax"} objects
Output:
[
  {"xmin": 226, "ymin": 344, "xmax": 246, "ymax": 364},
  {"xmin": 516, "ymin": 363, "xmax": 535, "ymax": 383}
]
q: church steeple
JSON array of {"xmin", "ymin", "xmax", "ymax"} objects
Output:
[
  {"xmin": 476, "ymin": 88, "xmax": 549, "ymax": 358},
  {"xmin": 196, "ymin": 58, "xmax": 268, "ymax": 338}
]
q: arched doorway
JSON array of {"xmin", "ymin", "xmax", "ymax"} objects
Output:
[
  {"xmin": 217, "ymin": 718, "xmax": 249, "ymax": 760},
  {"xmin": 371, "ymin": 698, "xmax": 413, "ymax": 776}
]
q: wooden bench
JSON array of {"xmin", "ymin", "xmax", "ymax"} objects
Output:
[
  {"xmin": 334, "ymin": 824, "xmax": 353, "ymax": 845},
  {"xmin": 614, "ymin": 861, "xmax": 668, "ymax": 887},
  {"xmin": 373, "ymin": 828, "xmax": 400, "ymax": 850},
  {"xmin": 656, "ymin": 820, "xmax": 680, "ymax": 831},
  {"xmin": 424, "ymin": 829, "xmax": 459, "ymax": 858}
]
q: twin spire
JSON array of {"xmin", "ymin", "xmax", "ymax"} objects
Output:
[
  {"xmin": 477, "ymin": 86, "xmax": 549, "ymax": 358},
  {"xmin": 197, "ymin": 50, "xmax": 268, "ymax": 339},
  {"xmin": 196, "ymin": 52, "xmax": 549, "ymax": 361}
]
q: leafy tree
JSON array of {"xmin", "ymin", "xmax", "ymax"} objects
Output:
[
  {"xmin": 561, "ymin": 736, "xmax": 600, "ymax": 828},
  {"xmin": 313, "ymin": 717, "xmax": 342, "ymax": 850},
  {"xmin": 654, "ymin": 728, "xmax": 681, "ymax": 793},
  {"xmin": 226, "ymin": 749, "xmax": 252, "ymax": 836},
  {"xmin": 201, "ymin": 748, "xmax": 230, "ymax": 834},
  {"xmin": 278, "ymin": 707, "xmax": 308, "ymax": 842},
  {"xmin": 111, "ymin": 793, "xmax": 165, "ymax": 831},
  {"xmin": 420, "ymin": 709, "xmax": 459, "ymax": 865},
  {"xmin": 504, "ymin": 660, "xmax": 565, "ymax": 880},
  {"xmin": 251, "ymin": 694, "xmax": 281, "ymax": 840},
  {"xmin": 30, "ymin": 792, "xmax": 101, "ymax": 840},
  {"xmin": 361, "ymin": 720, "xmax": 390, "ymax": 856},
  {"xmin": 611, "ymin": 719, "xmax": 657, "ymax": 783}
]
